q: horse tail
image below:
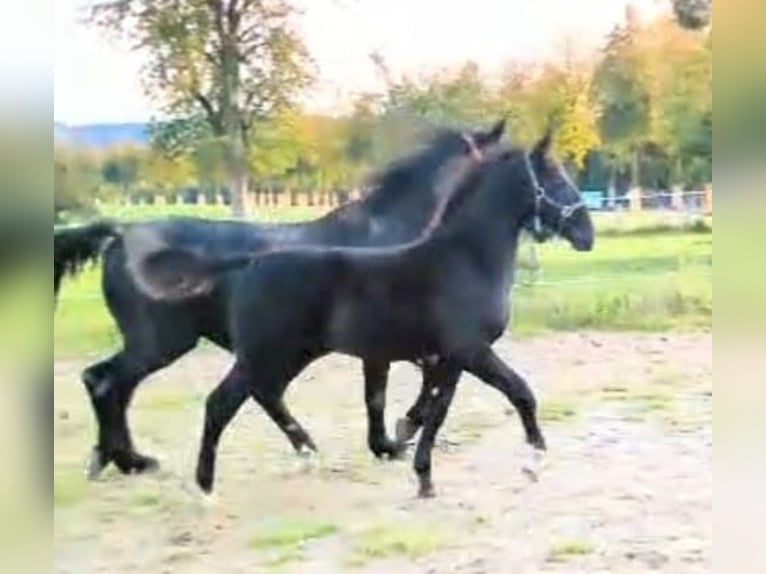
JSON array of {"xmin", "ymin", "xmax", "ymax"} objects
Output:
[
  {"xmin": 122, "ymin": 225, "xmax": 255, "ymax": 302},
  {"xmin": 54, "ymin": 220, "xmax": 120, "ymax": 300}
]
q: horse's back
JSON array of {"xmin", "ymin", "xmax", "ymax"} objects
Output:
[{"xmin": 229, "ymin": 250, "xmax": 342, "ymax": 354}]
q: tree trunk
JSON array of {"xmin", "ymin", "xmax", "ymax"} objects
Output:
[
  {"xmin": 218, "ymin": 28, "xmax": 247, "ymax": 218},
  {"xmin": 607, "ymin": 160, "xmax": 617, "ymax": 210},
  {"xmin": 630, "ymin": 147, "xmax": 640, "ymax": 189},
  {"xmin": 225, "ymin": 130, "xmax": 248, "ymax": 217}
]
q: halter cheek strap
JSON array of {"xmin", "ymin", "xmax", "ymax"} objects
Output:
[
  {"xmin": 523, "ymin": 153, "xmax": 587, "ymax": 237},
  {"xmin": 523, "ymin": 153, "xmax": 547, "ymax": 234}
]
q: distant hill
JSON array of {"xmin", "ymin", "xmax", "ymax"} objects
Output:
[{"xmin": 54, "ymin": 122, "xmax": 150, "ymax": 148}]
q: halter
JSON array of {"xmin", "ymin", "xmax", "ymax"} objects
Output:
[{"xmin": 523, "ymin": 152, "xmax": 587, "ymax": 237}]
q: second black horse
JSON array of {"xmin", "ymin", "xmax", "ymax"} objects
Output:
[{"xmin": 54, "ymin": 122, "xmax": 506, "ymax": 478}]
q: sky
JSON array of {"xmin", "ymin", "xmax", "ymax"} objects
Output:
[{"xmin": 53, "ymin": 0, "xmax": 665, "ymax": 125}]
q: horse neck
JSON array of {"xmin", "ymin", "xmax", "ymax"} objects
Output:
[{"xmin": 428, "ymin": 174, "xmax": 527, "ymax": 285}]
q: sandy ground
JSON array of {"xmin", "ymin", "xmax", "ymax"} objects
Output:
[{"xmin": 53, "ymin": 331, "xmax": 711, "ymax": 573}]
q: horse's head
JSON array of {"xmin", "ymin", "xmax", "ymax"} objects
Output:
[{"xmin": 519, "ymin": 129, "xmax": 594, "ymax": 252}]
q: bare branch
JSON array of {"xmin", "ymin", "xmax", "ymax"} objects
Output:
[
  {"xmin": 207, "ymin": 0, "xmax": 226, "ymax": 39},
  {"xmin": 227, "ymin": 0, "xmax": 241, "ymax": 32},
  {"xmin": 195, "ymin": 92, "xmax": 223, "ymax": 133}
]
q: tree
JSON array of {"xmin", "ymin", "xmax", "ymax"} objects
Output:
[
  {"xmin": 648, "ymin": 17, "xmax": 712, "ymax": 184},
  {"xmin": 343, "ymin": 94, "xmax": 379, "ymax": 184},
  {"xmin": 495, "ymin": 61, "xmax": 542, "ymax": 145},
  {"xmin": 192, "ymin": 135, "xmax": 229, "ymax": 195},
  {"xmin": 54, "ymin": 146, "xmax": 102, "ymax": 217},
  {"xmin": 248, "ymin": 107, "xmax": 304, "ymax": 186},
  {"xmin": 100, "ymin": 145, "xmax": 144, "ymax": 197},
  {"xmin": 594, "ymin": 6, "xmax": 652, "ymax": 189},
  {"xmin": 89, "ymin": 0, "xmax": 315, "ymax": 216},
  {"xmin": 143, "ymin": 151, "xmax": 196, "ymax": 197},
  {"xmin": 527, "ymin": 41, "xmax": 601, "ymax": 170}
]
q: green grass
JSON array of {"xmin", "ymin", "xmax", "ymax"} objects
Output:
[
  {"xmin": 246, "ymin": 517, "xmax": 338, "ymax": 570},
  {"xmin": 632, "ymin": 390, "xmax": 675, "ymax": 413},
  {"xmin": 52, "ymin": 207, "xmax": 712, "ymax": 357},
  {"xmin": 539, "ymin": 398, "xmax": 579, "ymax": 423},
  {"xmin": 53, "ymin": 467, "xmax": 88, "ymax": 508},
  {"xmin": 547, "ymin": 539, "xmax": 595, "ymax": 562},
  {"xmin": 512, "ymin": 234, "xmax": 711, "ymax": 336},
  {"xmin": 248, "ymin": 518, "xmax": 338, "ymax": 550},
  {"xmin": 348, "ymin": 523, "xmax": 445, "ymax": 566}
]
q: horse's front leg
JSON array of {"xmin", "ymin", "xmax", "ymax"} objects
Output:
[
  {"xmin": 363, "ymin": 360, "xmax": 407, "ymax": 460},
  {"xmin": 462, "ymin": 346, "xmax": 547, "ymax": 480}
]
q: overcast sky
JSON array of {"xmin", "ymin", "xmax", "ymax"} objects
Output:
[{"xmin": 52, "ymin": 0, "xmax": 665, "ymax": 125}]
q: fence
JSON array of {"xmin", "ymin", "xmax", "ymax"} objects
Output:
[
  {"xmin": 582, "ymin": 186, "xmax": 712, "ymax": 215},
  {"xmin": 125, "ymin": 186, "xmax": 712, "ymax": 216}
]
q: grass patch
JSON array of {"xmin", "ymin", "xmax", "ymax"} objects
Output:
[
  {"xmin": 53, "ymin": 468, "xmax": 87, "ymax": 507},
  {"xmin": 248, "ymin": 518, "xmax": 338, "ymax": 550},
  {"xmin": 547, "ymin": 539, "xmax": 595, "ymax": 562},
  {"xmin": 539, "ymin": 398, "xmax": 579, "ymax": 423},
  {"xmin": 349, "ymin": 523, "xmax": 445, "ymax": 566},
  {"xmin": 140, "ymin": 389, "xmax": 200, "ymax": 411},
  {"xmin": 633, "ymin": 390, "xmax": 675, "ymax": 413},
  {"xmin": 130, "ymin": 491, "xmax": 161, "ymax": 509},
  {"xmin": 263, "ymin": 545, "xmax": 305, "ymax": 569}
]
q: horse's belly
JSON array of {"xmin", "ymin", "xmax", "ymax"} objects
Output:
[{"xmin": 327, "ymin": 303, "xmax": 435, "ymax": 360}]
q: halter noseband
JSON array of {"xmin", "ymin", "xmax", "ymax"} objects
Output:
[{"xmin": 523, "ymin": 152, "xmax": 586, "ymax": 237}]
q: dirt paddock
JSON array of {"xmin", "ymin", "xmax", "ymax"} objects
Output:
[{"xmin": 54, "ymin": 332, "xmax": 712, "ymax": 573}]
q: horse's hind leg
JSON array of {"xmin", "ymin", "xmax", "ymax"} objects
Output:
[
  {"xmin": 196, "ymin": 362, "xmax": 251, "ymax": 493},
  {"xmin": 83, "ymin": 343, "xmax": 193, "ymax": 478},
  {"xmin": 254, "ymin": 394, "xmax": 317, "ymax": 456},
  {"xmin": 363, "ymin": 360, "xmax": 406, "ymax": 459},
  {"xmin": 395, "ymin": 361, "xmax": 441, "ymax": 445},
  {"xmin": 412, "ymin": 361, "xmax": 461, "ymax": 498},
  {"xmin": 249, "ymin": 355, "xmax": 320, "ymax": 457}
]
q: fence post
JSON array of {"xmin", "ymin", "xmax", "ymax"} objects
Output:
[
  {"xmin": 629, "ymin": 187, "xmax": 642, "ymax": 212},
  {"xmin": 671, "ymin": 184, "xmax": 684, "ymax": 211},
  {"xmin": 704, "ymin": 184, "xmax": 712, "ymax": 214}
]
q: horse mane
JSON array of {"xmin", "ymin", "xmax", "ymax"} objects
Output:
[{"xmin": 352, "ymin": 128, "xmax": 469, "ymax": 215}]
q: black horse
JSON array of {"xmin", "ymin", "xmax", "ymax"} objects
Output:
[
  {"xmin": 126, "ymin": 131, "xmax": 594, "ymax": 498},
  {"xmin": 53, "ymin": 122, "xmax": 506, "ymax": 478}
]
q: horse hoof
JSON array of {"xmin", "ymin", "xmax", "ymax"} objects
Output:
[
  {"xmin": 296, "ymin": 445, "xmax": 320, "ymax": 473},
  {"xmin": 388, "ymin": 444, "xmax": 408, "ymax": 461},
  {"xmin": 395, "ymin": 417, "xmax": 418, "ymax": 444},
  {"xmin": 85, "ymin": 447, "xmax": 109, "ymax": 480},
  {"xmin": 371, "ymin": 439, "xmax": 408, "ymax": 461},
  {"xmin": 132, "ymin": 454, "xmax": 160, "ymax": 474},
  {"xmin": 417, "ymin": 485, "xmax": 436, "ymax": 499},
  {"xmin": 198, "ymin": 489, "xmax": 219, "ymax": 507},
  {"xmin": 521, "ymin": 446, "xmax": 545, "ymax": 482},
  {"xmin": 297, "ymin": 444, "xmax": 317, "ymax": 459}
]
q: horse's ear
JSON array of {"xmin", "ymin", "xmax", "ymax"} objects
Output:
[
  {"xmin": 533, "ymin": 126, "xmax": 554, "ymax": 158},
  {"xmin": 475, "ymin": 118, "xmax": 506, "ymax": 147}
]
